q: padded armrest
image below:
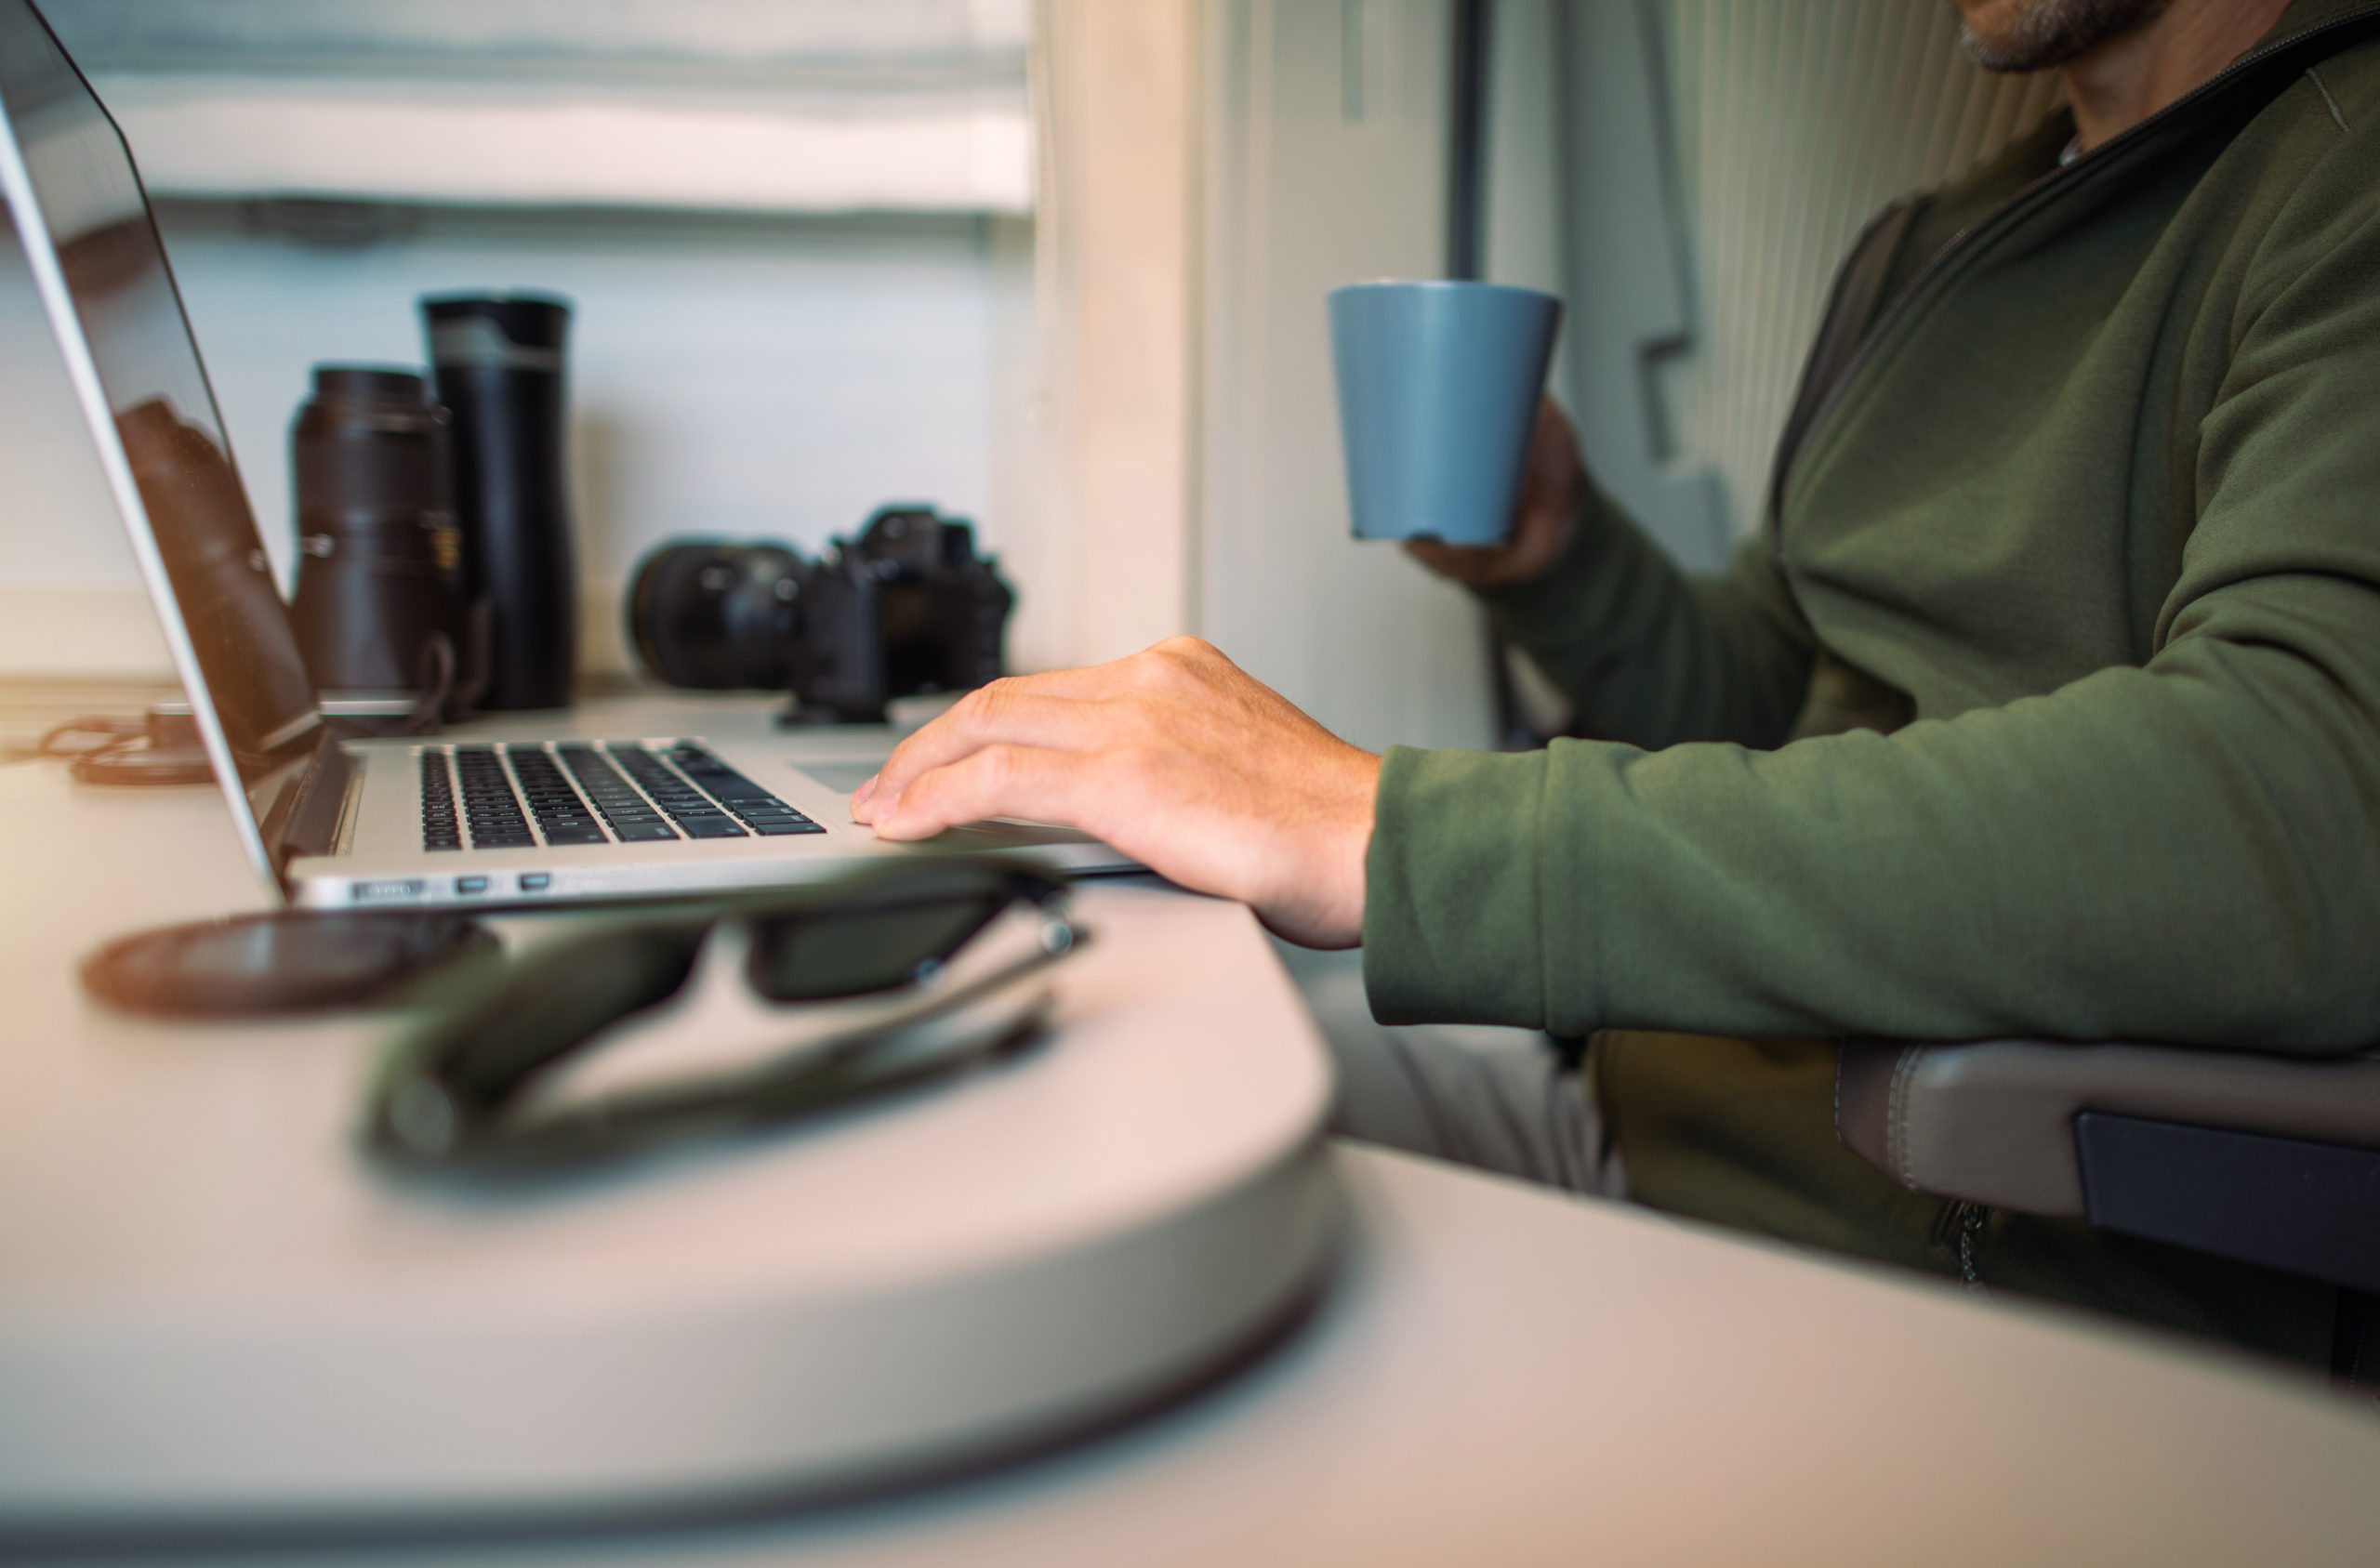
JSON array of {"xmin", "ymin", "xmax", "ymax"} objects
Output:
[{"xmin": 1836, "ymin": 1038, "xmax": 2380, "ymax": 1217}]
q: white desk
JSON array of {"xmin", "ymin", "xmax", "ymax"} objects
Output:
[{"xmin": 4, "ymin": 693, "xmax": 2378, "ymax": 1565}]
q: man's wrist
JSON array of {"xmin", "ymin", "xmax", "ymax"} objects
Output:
[{"xmin": 1263, "ymin": 747, "xmax": 1378, "ymax": 950}]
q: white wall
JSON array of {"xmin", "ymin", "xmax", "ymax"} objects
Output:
[{"xmin": 1197, "ymin": 0, "xmax": 1495, "ymax": 756}]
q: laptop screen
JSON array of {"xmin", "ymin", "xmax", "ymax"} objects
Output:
[{"xmin": 0, "ymin": 0, "xmax": 318, "ymax": 767}]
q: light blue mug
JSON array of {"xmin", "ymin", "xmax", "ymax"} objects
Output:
[{"xmin": 1329, "ymin": 280, "xmax": 1563, "ymax": 545}]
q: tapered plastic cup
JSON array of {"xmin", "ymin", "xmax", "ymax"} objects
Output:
[{"xmin": 1329, "ymin": 281, "xmax": 1562, "ymax": 545}]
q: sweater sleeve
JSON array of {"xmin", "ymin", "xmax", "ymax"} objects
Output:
[
  {"xmin": 1475, "ymin": 481, "xmax": 1816, "ymax": 751},
  {"xmin": 1366, "ymin": 123, "xmax": 2380, "ymax": 1053}
]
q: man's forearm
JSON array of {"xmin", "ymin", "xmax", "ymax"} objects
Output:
[{"xmin": 1365, "ymin": 597, "xmax": 2380, "ymax": 1049}]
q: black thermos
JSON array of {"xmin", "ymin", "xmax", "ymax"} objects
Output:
[{"xmin": 422, "ymin": 294, "xmax": 576, "ymax": 710}]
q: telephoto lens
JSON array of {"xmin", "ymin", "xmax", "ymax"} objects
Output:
[
  {"xmin": 285, "ymin": 367, "xmax": 469, "ymax": 718},
  {"xmin": 627, "ymin": 541, "xmax": 811, "ymax": 691},
  {"xmin": 424, "ymin": 294, "xmax": 577, "ymax": 711}
]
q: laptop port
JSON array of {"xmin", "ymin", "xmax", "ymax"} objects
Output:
[
  {"xmin": 518, "ymin": 872, "xmax": 551, "ymax": 892},
  {"xmin": 456, "ymin": 876, "xmax": 489, "ymax": 895}
]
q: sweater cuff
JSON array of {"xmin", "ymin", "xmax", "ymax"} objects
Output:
[{"xmin": 1362, "ymin": 744, "xmax": 1551, "ymax": 1028}]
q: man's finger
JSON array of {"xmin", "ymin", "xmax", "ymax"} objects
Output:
[
  {"xmin": 868, "ymin": 742, "xmax": 1095, "ymax": 841},
  {"xmin": 854, "ymin": 685, "xmax": 1111, "ymax": 821}
]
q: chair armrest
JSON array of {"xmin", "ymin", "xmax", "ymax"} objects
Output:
[{"xmin": 1835, "ymin": 1038, "xmax": 2380, "ymax": 1217}]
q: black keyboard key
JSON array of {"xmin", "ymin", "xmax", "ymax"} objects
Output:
[
  {"xmin": 604, "ymin": 742, "xmax": 813, "ymax": 839},
  {"xmin": 421, "ymin": 751, "xmax": 467, "ymax": 852},
  {"xmin": 557, "ymin": 744, "xmax": 706, "ymax": 846},
  {"xmin": 489, "ymin": 745, "xmax": 626, "ymax": 847}
]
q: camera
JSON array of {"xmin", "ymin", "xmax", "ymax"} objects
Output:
[{"xmin": 628, "ymin": 506, "xmax": 1014, "ymax": 723}]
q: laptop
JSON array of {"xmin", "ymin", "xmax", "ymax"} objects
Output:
[{"xmin": 0, "ymin": 0, "xmax": 1132, "ymax": 909}]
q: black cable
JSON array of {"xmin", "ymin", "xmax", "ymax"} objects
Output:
[
  {"xmin": 38, "ymin": 712, "xmax": 215, "ymax": 786},
  {"xmin": 36, "ymin": 716, "xmax": 145, "ymax": 760}
]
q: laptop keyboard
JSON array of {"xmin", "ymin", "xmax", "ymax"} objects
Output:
[{"xmin": 422, "ymin": 741, "xmax": 824, "ymax": 851}]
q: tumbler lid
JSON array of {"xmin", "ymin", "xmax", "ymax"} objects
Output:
[{"xmin": 420, "ymin": 293, "xmax": 573, "ymax": 363}]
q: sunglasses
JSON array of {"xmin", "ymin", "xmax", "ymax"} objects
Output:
[{"xmin": 365, "ymin": 863, "xmax": 1083, "ymax": 1174}]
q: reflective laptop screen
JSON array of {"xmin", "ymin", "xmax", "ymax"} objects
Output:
[{"xmin": 0, "ymin": 0, "xmax": 317, "ymax": 762}]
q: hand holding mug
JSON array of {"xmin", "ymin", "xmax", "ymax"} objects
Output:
[
  {"xmin": 1329, "ymin": 280, "xmax": 1562, "ymax": 547},
  {"xmin": 1405, "ymin": 397, "xmax": 1581, "ymax": 588}
]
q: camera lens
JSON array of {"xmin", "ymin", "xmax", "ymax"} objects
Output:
[
  {"xmin": 627, "ymin": 541, "xmax": 810, "ymax": 690},
  {"xmin": 286, "ymin": 367, "xmax": 466, "ymax": 699}
]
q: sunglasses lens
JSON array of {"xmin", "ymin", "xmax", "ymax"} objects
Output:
[
  {"xmin": 745, "ymin": 890, "xmax": 1012, "ymax": 1002},
  {"xmin": 412, "ymin": 923, "xmax": 708, "ymax": 1107}
]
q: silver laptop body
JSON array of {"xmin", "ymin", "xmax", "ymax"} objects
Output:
[{"xmin": 0, "ymin": 0, "xmax": 1129, "ymax": 909}]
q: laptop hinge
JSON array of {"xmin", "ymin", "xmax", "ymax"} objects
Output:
[{"xmin": 258, "ymin": 730, "xmax": 354, "ymax": 877}]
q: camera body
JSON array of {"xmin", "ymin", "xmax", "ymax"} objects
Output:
[{"xmin": 628, "ymin": 506, "xmax": 1014, "ymax": 724}]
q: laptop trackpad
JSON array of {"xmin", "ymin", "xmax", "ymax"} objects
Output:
[
  {"xmin": 795, "ymin": 760, "xmax": 887, "ymax": 795},
  {"xmin": 787, "ymin": 761, "xmax": 1124, "ymax": 866},
  {"xmin": 791, "ymin": 760, "xmax": 1112, "ymax": 850}
]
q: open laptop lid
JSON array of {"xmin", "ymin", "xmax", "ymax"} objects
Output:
[{"xmin": 0, "ymin": 0, "xmax": 322, "ymax": 897}]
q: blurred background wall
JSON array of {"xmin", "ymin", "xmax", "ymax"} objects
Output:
[
  {"xmin": 0, "ymin": 0, "xmax": 1042, "ymax": 677},
  {"xmin": 1, "ymin": 0, "xmax": 2064, "ymax": 752}
]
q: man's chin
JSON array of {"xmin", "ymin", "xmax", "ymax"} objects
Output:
[{"xmin": 1956, "ymin": 0, "xmax": 2176, "ymax": 73}]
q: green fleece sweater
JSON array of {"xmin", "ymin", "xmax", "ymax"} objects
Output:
[{"xmin": 1362, "ymin": 0, "xmax": 2380, "ymax": 1365}]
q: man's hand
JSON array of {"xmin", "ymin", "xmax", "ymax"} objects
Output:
[
  {"xmin": 1405, "ymin": 396, "xmax": 1582, "ymax": 588},
  {"xmin": 851, "ymin": 639, "xmax": 1380, "ymax": 948}
]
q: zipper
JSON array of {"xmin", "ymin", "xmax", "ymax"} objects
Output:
[
  {"xmin": 1953, "ymin": 1201, "xmax": 1991, "ymax": 1297},
  {"xmin": 1768, "ymin": 2, "xmax": 2380, "ymax": 546}
]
